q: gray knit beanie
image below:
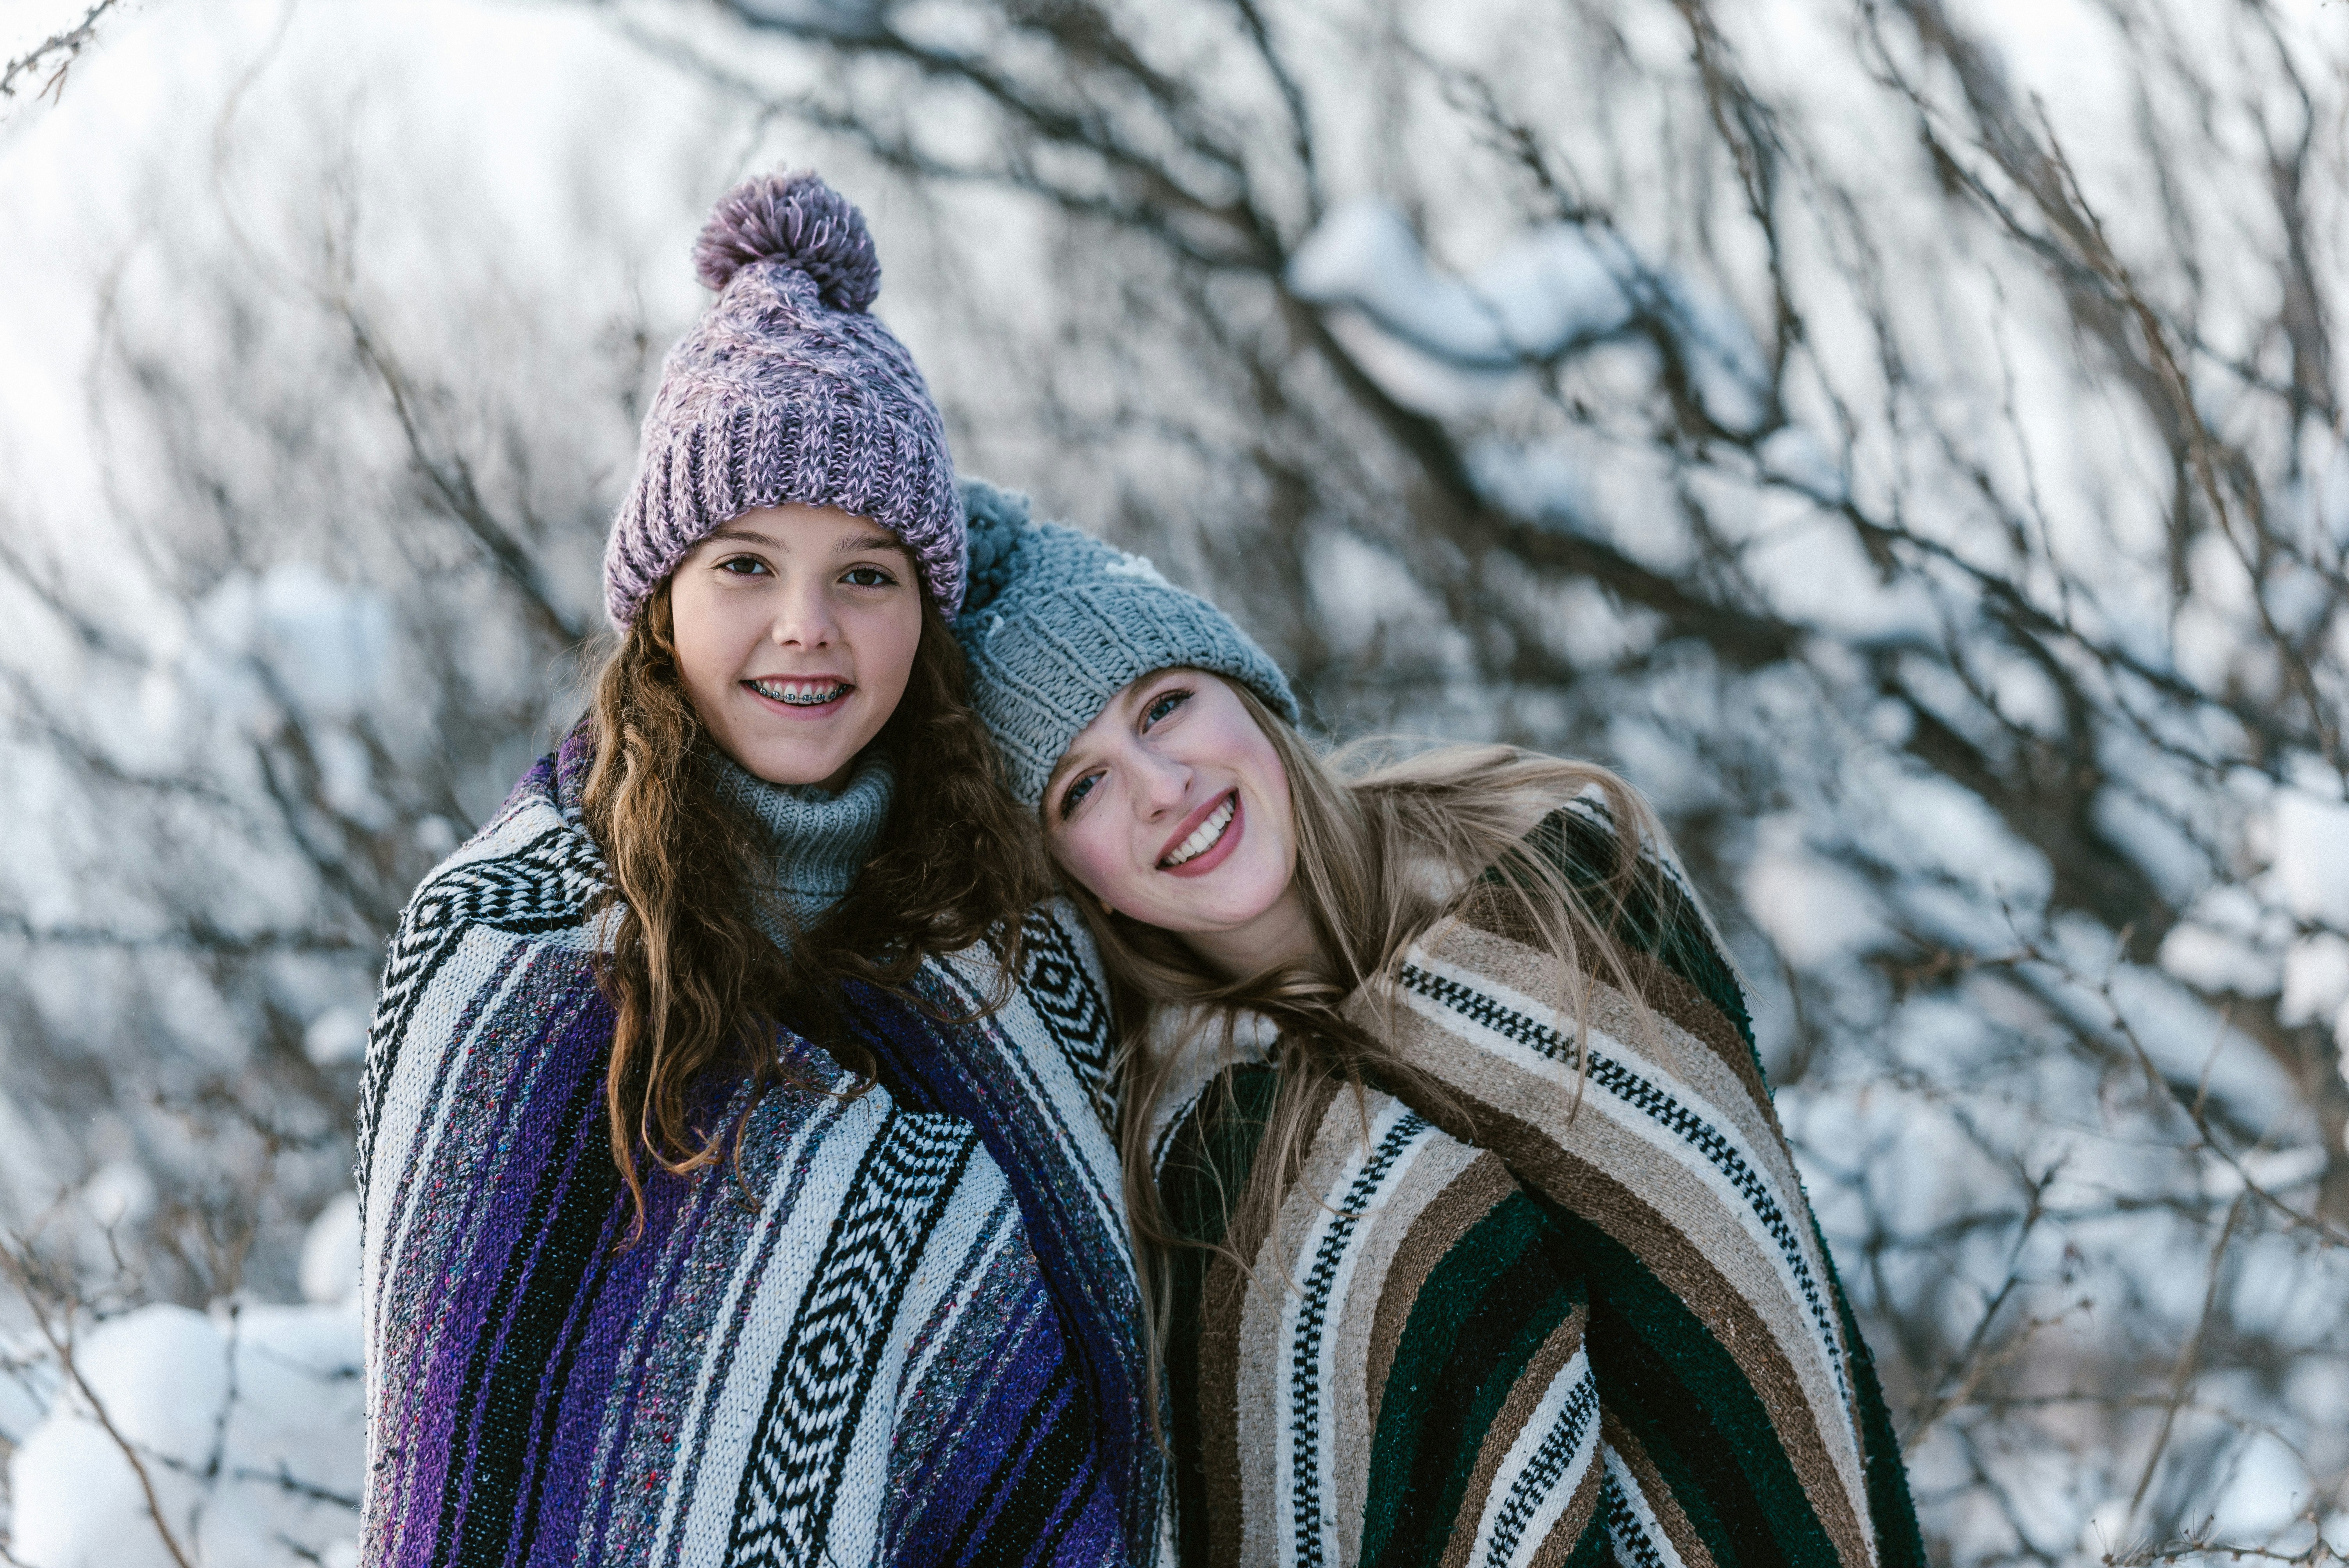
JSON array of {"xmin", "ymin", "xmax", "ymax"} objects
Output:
[
  {"xmin": 602, "ymin": 170, "xmax": 964, "ymax": 626},
  {"xmin": 952, "ymin": 482, "xmax": 1300, "ymax": 807}
]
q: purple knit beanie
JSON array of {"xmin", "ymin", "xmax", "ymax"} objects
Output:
[{"xmin": 601, "ymin": 171, "xmax": 964, "ymax": 626}]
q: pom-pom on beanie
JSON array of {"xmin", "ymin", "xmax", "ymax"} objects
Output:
[
  {"xmin": 602, "ymin": 171, "xmax": 964, "ymax": 627},
  {"xmin": 953, "ymin": 481, "xmax": 1300, "ymax": 808}
]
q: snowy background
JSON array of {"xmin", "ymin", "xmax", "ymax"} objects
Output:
[{"xmin": 1, "ymin": 0, "xmax": 2345, "ymax": 1562}]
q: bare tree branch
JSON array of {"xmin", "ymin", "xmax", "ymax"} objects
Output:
[{"xmin": 0, "ymin": 0, "xmax": 124, "ymax": 107}]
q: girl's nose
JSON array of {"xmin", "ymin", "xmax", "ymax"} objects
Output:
[
  {"xmin": 1131, "ymin": 745, "xmax": 1191, "ymax": 817},
  {"xmin": 767, "ymin": 577, "xmax": 839, "ymax": 648}
]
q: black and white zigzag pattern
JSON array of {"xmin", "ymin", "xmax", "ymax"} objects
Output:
[
  {"xmin": 1397, "ymin": 960, "xmax": 1850, "ymax": 1409},
  {"xmin": 1601, "ymin": 1461, "xmax": 1672, "ymax": 1568},
  {"xmin": 722, "ymin": 1107, "xmax": 981, "ymax": 1568},
  {"xmin": 1014, "ymin": 908, "xmax": 1117, "ymax": 1110},
  {"xmin": 1479, "ymin": 1356, "xmax": 1599, "ymax": 1566},
  {"xmin": 1288, "ymin": 1108, "xmax": 1428, "ymax": 1568},
  {"xmin": 354, "ymin": 822, "xmax": 608, "ymax": 1196}
]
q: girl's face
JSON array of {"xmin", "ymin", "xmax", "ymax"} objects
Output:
[
  {"xmin": 669, "ymin": 503, "xmax": 922, "ymax": 791},
  {"xmin": 1044, "ymin": 669, "xmax": 1312, "ymax": 977}
]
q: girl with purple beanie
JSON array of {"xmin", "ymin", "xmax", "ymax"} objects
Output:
[{"xmin": 353, "ymin": 173, "xmax": 1160, "ymax": 1567}]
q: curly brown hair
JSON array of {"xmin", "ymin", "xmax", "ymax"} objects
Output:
[{"xmin": 579, "ymin": 583, "xmax": 1048, "ymax": 1238}]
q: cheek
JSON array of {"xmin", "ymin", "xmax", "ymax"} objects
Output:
[
  {"xmin": 666, "ymin": 583, "xmax": 740, "ymax": 704},
  {"xmin": 1238, "ymin": 731, "xmax": 1293, "ymax": 839},
  {"xmin": 1053, "ymin": 815, "xmax": 1143, "ymax": 907},
  {"xmin": 854, "ymin": 599, "xmax": 924, "ymax": 697}
]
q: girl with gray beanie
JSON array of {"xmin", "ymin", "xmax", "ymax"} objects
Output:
[
  {"xmin": 954, "ymin": 488, "xmax": 1923, "ymax": 1568},
  {"xmin": 355, "ymin": 174, "xmax": 1159, "ymax": 1567}
]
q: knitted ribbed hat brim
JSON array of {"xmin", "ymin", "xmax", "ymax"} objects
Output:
[
  {"xmin": 603, "ymin": 382, "xmax": 958, "ymax": 624},
  {"xmin": 953, "ymin": 485, "xmax": 1299, "ymax": 808}
]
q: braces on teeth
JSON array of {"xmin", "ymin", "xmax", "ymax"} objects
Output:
[{"xmin": 751, "ymin": 679, "xmax": 847, "ymax": 706}]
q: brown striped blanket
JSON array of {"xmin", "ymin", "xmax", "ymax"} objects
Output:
[{"xmin": 1151, "ymin": 808, "xmax": 1923, "ymax": 1568}]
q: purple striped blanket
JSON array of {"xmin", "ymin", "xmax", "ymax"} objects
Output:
[{"xmin": 355, "ymin": 735, "xmax": 1163, "ymax": 1566}]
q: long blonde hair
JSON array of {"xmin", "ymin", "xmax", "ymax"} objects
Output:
[{"xmin": 1073, "ymin": 682, "xmax": 1674, "ymax": 1324}]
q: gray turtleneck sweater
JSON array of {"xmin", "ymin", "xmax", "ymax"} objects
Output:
[{"xmin": 706, "ymin": 748, "xmax": 896, "ymax": 944}]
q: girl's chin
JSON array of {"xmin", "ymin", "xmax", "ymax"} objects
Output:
[
  {"xmin": 725, "ymin": 734, "xmax": 861, "ymax": 789},
  {"xmin": 1139, "ymin": 873, "xmax": 1287, "ymax": 934},
  {"xmin": 734, "ymin": 696, "xmax": 898, "ymax": 781}
]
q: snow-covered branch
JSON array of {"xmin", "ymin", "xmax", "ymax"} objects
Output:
[{"xmin": 1, "ymin": 0, "xmax": 2344, "ymax": 1560}]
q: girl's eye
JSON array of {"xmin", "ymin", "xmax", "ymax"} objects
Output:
[
  {"xmin": 1142, "ymin": 688, "xmax": 1191, "ymax": 729},
  {"xmin": 842, "ymin": 565, "xmax": 897, "ymax": 588},
  {"xmin": 719, "ymin": 556, "xmax": 769, "ymax": 576},
  {"xmin": 1058, "ymin": 771, "xmax": 1100, "ymax": 821}
]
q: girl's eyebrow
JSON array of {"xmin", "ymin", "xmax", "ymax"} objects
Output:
[
  {"xmin": 1046, "ymin": 680, "xmax": 1158, "ymax": 799},
  {"xmin": 1044, "ymin": 750, "xmax": 1087, "ymax": 801},
  {"xmin": 701, "ymin": 527, "xmax": 904, "ymax": 554},
  {"xmin": 707, "ymin": 525, "xmax": 783, "ymax": 547},
  {"xmin": 1044, "ymin": 721, "xmax": 1123, "ymax": 803}
]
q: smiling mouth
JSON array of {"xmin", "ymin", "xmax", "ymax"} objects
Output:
[
  {"xmin": 1160, "ymin": 794, "xmax": 1236, "ymax": 868},
  {"xmin": 745, "ymin": 677, "xmax": 851, "ymax": 707}
]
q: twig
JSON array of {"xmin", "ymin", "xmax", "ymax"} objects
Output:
[
  {"xmin": 0, "ymin": 0, "xmax": 124, "ymax": 105},
  {"xmin": 0, "ymin": 1237, "xmax": 196, "ymax": 1568},
  {"xmin": 2126, "ymin": 1194, "xmax": 2245, "ymax": 1521}
]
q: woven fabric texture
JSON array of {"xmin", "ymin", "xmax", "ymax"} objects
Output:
[
  {"xmin": 952, "ymin": 481, "xmax": 1299, "ymax": 807},
  {"xmin": 1150, "ymin": 805, "xmax": 1925, "ymax": 1568},
  {"xmin": 602, "ymin": 170, "xmax": 965, "ymax": 626},
  {"xmin": 353, "ymin": 726, "xmax": 1163, "ymax": 1567}
]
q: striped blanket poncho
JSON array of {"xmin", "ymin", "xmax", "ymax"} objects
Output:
[
  {"xmin": 1152, "ymin": 808, "xmax": 1924, "ymax": 1568},
  {"xmin": 355, "ymin": 730, "xmax": 1164, "ymax": 1567}
]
